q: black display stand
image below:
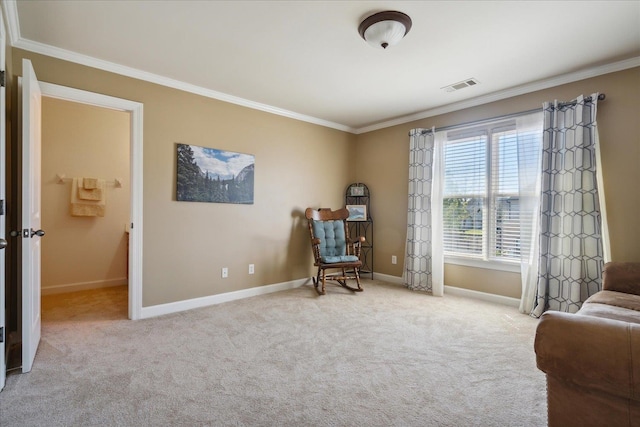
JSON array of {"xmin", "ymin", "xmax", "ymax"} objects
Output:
[{"xmin": 345, "ymin": 183, "xmax": 373, "ymax": 279}]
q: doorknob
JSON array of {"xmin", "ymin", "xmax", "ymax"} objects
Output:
[
  {"xmin": 30, "ymin": 229, "xmax": 45, "ymax": 238},
  {"xmin": 0, "ymin": 239, "xmax": 6, "ymax": 249}
]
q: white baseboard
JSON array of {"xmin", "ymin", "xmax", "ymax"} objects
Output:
[
  {"xmin": 41, "ymin": 277, "xmax": 128, "ymax": 296},
  {"xmin": 372, "ymin": 272, "xmax": 404, "ymax": 285},
  {"xmin": 140, "ymin": 278, "xmax": 311, "ymax": 319},
  {"xmin": 372, "ymin": 272, "xmax": 520, "ymax": 308},
  {"xmin": 443, "ymin": 285, "xmax": 520, "ymax": 308},
  {"xmin": 139, "ymin": 272, "xmax": 520, "ymax": 320}
]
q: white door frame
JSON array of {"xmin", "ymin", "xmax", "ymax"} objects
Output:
[
  {"xmin": 39, "ymin": 82, "xmax": 143, "ymax": 320},
  {"xmin": 0, "ymin": 6, "xmax": 7, "ymax": 390}
]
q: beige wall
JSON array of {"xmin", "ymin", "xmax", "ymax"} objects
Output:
[
  {"xmin": 41, "ymin": 97, "xmax": 130, "ymax": 293},
  {"xmin": 10, "ymin": 49, "xmax": 639, "ymax": 304},
  {"xmin": 12, "ymin": 49, "xmax": 356, "ymax": 307},
  {"xmin": 355, "ymin": 67, "xmax": 640, "ymax": 298}
]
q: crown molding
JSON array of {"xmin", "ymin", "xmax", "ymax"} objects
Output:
[
  {"xmin": 2, "ymin": 0, "xmax": 20, "ymax": 46},
  {"xmin": 354, "ymin": 56, "xmax": 640, "ymax": 134},
  {"xmin": 14, "ymin": 37, "xmax": 355, "ymax": 133}
]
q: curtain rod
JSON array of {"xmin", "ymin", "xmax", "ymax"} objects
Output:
[
  {"xmin": 556, "ymin": 93, "xmax": 605, "ymax": 109},
  {"xmin": 413, "ymin": 93, "xmax": 606, "ymax": 135}
]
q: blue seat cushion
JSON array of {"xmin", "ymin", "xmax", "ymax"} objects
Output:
[{"xmin": 321, "ymin": 255, "xmax": 360, "ymax": 264}]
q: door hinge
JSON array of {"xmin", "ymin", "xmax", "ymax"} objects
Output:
[
  {"xmin": 0, "ymin": 327, "xmax": 4, "ymax": 343},
  {"xmin": 0, "ymin": 71, "xmax": 5, "ymax": 88},
  {"xmin": 0, "ymin": 199, "xmax": 4, "ymax": 215}
]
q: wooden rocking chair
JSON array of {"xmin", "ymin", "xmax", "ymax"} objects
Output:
[{"xmin": 305, "ymin": 207, "xmax": 365, "ymax": 295}]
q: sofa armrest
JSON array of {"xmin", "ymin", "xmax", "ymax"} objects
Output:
[
  {"xmin": 603, "ymin": 262, "xmax": 640, "ymax": 295},
  {"xmin": 534, "ymin": 311, "xmax": 640, "ymax": 402}
]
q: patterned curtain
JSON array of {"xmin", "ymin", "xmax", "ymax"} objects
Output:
[
  {"xmin": 531, "ymin": 94, "xmax": 610, "ymax": 317},
  {"xmin": 404, "ymin": 128, "xmax": 444, "ymax": 296}
]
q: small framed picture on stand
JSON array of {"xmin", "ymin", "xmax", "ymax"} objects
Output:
[
  {"xmin": 346, "ymin": 205, "xmax": 367, "ymax": 221},
  {"xmin": 350, "ymin": 186, "xmax": 365, "ymax": 196}
]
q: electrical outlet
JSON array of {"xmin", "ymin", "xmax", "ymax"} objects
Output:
[
  {"xmin": 249, "ymin": 264, "xmax": 255, "ymax": 274},
  {"xmin": 391, "ymin": 255, "xmax": 397, "ymax": 265},
  {"xmin": 222, "ymin": 267, "xmax": 228, "ymax": 278}
]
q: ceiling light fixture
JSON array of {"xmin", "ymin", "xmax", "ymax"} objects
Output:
[{"xmin": 358, "ymin": 11, "xmax": 412, "ymax": 49}]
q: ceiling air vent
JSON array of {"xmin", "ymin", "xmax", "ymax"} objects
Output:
[{"xmin": 442, "ymin": 78, "xmax": 480, "ymax": 93}]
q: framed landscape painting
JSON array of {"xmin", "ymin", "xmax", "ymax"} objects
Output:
[{"xmin": 176, "ymin": 143, "xmax": 254, "ymax": 204}]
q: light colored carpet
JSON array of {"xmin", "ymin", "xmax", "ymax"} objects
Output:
[{"xmin": 0, "ymin": 280, "xmax": 547, "ymax": 426}]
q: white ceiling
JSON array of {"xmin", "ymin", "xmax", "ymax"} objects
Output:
[{"xmin": 5, "ymin": 1, "xmax": 640, "ymax": 133}]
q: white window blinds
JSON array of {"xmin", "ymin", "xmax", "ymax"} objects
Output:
[{"xmin": 441, "ymin": 114, "xmax": 542, "ymax": 262}]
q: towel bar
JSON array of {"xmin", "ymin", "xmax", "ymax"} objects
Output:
[{"xmin": 55, "ymin": 174, "xmax": 123, "ymax": 188}]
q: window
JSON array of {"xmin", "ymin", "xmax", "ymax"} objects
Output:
[{"xmin": 442, "ymin": 117, "xmax": 542, "ymax": 263}]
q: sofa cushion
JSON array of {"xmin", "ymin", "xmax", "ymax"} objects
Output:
[
  {"xmin": 579, "ymin": 290, "xmax": 640, "ymax": 324},
  {"xmin": 603, "ymin": 262, "xmax": 640, "ymax": 295},
  {"xmin": 585, "ymin": 290, "xmax": 640, "ymax": 311}
]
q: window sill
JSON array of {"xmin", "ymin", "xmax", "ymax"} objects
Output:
[{"xmin": 444, "ymin": 256, "xmax": 521, "ymax": 273}]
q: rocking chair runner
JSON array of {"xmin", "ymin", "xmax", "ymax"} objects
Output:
[{"xmin": 305, "ymin": 207, "xmax": 365, "ymax": 295}]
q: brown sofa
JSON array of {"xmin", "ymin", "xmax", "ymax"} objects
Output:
[{"xmin": 534, "ymin": 262, "xmax": 640, "ymax": 427}]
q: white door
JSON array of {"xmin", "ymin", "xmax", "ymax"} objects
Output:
[
  {"xmin": 21, "ymin": 59, "xmax": 43, "ymax": 373},
  {"xmin": 0, "ymin": 15, "xmax": 7, "ymax": 390}
]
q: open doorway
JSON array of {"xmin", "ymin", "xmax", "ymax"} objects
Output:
[
  {"xmin": 40, "ymin": 97, "xmax": 130, "ymax": 318},
  {"xmin": 37, "ymin": 82, "xmax": 143, "ymax": 322},
  {"xmin": 4, "ymin": 72, "xmax": 143, "ymax": 378}
]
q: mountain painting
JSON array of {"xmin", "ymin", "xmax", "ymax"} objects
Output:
[{"xmin": 177, "ymin": 143, "xmax": 255, "ymax": 204}]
